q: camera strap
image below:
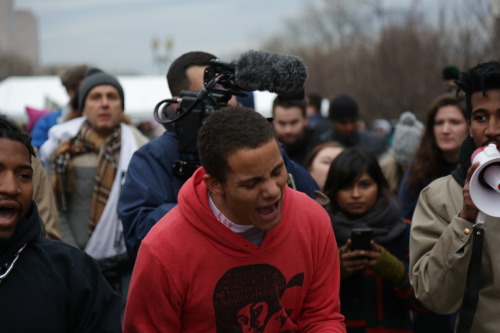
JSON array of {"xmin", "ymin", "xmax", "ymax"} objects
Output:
[{"xmin": 455, "ymin": 223, "xmax": 484, "ymax": 333}]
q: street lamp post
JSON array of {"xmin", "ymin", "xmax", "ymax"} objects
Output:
[{"xmin": 151, "ymin": 37, "xmax": 174, "ymax": 74}]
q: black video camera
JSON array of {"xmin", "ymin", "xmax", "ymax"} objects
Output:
[
  {"xmin": 153, "ymin": 60, "xmax": 247, "ymax": 178},
  {"xmin": 153, "ymin": 50, "xmax": 308, "ymax": 178}
]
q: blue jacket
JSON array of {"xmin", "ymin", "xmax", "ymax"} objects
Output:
[
  {"xmin": 30, "ymin": 109, "xmax": 62, "ymax": 150},
  {"xmin": 398, "ymin": 170, "xmax": 419, "ymax": 221},
  {"xmin": 118, "ymin": 131, "xmax": 319, "ymax": 260}
]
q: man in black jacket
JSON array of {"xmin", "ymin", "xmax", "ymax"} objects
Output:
[
  {"xmin": 0, "ymin": 117, "xmax": 121, "ymax": 332},
  {"xmin": 327, "ymin": 94, "xmax": 387, "ymax": 158}
]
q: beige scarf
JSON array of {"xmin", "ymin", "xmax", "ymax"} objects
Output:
[{"xmin": 51, "ymin": 121, "xmax": 121, "ymax": 234}]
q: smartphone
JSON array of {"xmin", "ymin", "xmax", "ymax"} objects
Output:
[{"xmin": 350, "ymin": 228, "xmax": 373, "ymax": 251}]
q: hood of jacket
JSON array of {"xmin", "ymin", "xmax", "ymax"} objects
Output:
[
  {"xmin": 176, "ymin": 167, "xmax": 297, "ymax": 257},
  {"xmin": 0, "ymin": 201, "xmax": 40, "ymax": 265}
]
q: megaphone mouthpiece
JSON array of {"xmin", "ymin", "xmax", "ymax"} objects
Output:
[
  {"xmin": 470, "ymin": 143, "xmax": 500, "ymax": 217},
  {"xmin": 483, "ymin": 164, "xmax": 500, "ymax": 193}
]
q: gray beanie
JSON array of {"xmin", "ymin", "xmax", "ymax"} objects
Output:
[
  {"xmin": 77, "ymin": 68, "xmax": 124, "ymax": 111},
  {"xmin": 392, "ymin": 111, "xmax": 424, "ymax": 166}
]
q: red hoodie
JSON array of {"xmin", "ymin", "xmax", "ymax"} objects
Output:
[{"xmin": 124, "ymin": 167, "xmax": 345, "ymax": 333}]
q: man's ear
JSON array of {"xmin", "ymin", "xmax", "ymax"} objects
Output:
[
  {"xmin": 203, "ymin": 174, "xmax": 225, "ymax": 195},
  {"xmin": 303, "ymin": 114, "xmax": 309, "ymax": 127}
]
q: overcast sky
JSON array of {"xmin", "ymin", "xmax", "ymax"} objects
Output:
[{"xmin": 14, "ymin": 0, "xmax": 319, "ymax": 75}]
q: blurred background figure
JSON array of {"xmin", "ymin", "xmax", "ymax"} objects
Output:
[
  {"xmin": 372, "ymin": 118, "xmax": 393, "ymax": 146},
  {"xmin": 31, "ymin": 65, "xmax": 88, "ymax": 150},
  {"xmin": 398, "ymin": 94, "xmax": 468, "ymax": 221},
  {"xmin": 304, "ymin": 141, "xmax": 343, "ymax": 191},
  {"xmin": 442, "ymin": 65, "xmax": 460, "ymax": 93},
  {"xmin": 271, "ymin": 97, "xmax": 325, "ymax": 166},
  {"xmin": 327, "ymin": 94, "xmax": 387, "ymax": 158},
  {"xmin": 357, "ymin": 116, "xmax": 368, "ymax": 132},
  {"xmin": 305, "ymin": 92, "xmax": 332, "ymax": 140},
  {"xmin": 136, "ymin": 120, "xmax": 155, "ymax": 139},
  {"xmin": 379, "ymin": 111, "xmax": 424, "ymax": 194}
]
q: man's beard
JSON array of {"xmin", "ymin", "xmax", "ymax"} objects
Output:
[
  {"xmin": 481, "ymin": 138, "xmax": 500, "ymax": 147},
  {"xmin": 280, "ymin": 131, "xmax": 305, "ymax": 148}
]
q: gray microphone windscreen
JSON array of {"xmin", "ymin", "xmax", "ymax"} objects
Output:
[{"xmin": 234, "ymin": 50, "xmax": 308, "ymax": 97}]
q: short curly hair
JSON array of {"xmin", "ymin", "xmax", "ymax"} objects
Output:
[
  {"xmin": 456, "ymin": 60, "xmax": 500, "ymax": 118},
  {"xmin": 197, "ymin": 106, "xmax": 277, "ymax": 183},
  {"xmin": 0, "ymin": 117, "xmax": 35, "ymax": 162}
]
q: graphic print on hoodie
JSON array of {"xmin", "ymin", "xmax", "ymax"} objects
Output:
[{"xmin": 213, "ymin": 264, "xmax": 304, "ymax": 332}]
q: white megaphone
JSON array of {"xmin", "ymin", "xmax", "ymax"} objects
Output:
[{"xmin": 470, "ymin": 143, "xmax": 500, "ymax": 217}]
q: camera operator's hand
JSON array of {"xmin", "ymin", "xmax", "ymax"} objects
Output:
[
  {"xmin": 459, "ymin": 161, "xmax": 480, "ymax": 223},
  {"xmin": 341, "ymin": 239, "xmax": 381, "ymax": 272}
]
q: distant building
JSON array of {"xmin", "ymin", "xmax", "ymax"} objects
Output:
[{"xmin": 0, "ymin": 0, "xmax": 39, "ymax": 70}]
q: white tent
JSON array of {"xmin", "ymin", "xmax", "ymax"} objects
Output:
[
  {"xmin": 0, "ymin": 75, "xmax": 276, "ymax": 124},
  {"xmin": 0, "ymin": 75, "xmax": 169, "ymax": 123}
]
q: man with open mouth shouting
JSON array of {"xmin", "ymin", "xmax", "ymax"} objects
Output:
[
  {"xmin": 0, "ymin": 117, "xmax": 121, "ymax": 332},
  {"xmin": 124, "ymin": 106, "xmax": 346, "ymax": 332}
]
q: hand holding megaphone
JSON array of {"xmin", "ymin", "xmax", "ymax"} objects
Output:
[{"xmin": 469, "ymin": 144, "xmax": 500, "ymax": 217}]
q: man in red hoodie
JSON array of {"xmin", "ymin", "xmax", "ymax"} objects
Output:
[{"xmin": 124, "ymin": 106, "xmax": 346, "ymax": 332}]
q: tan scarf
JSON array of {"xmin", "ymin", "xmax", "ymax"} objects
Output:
[{"xmin": 52, "ymin": 121, "xmax": 121, "ymax": 234}]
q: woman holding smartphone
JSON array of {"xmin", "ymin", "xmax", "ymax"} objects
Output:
[{"xmin": 323, "ymin": 147, "xmax": 422, "ymax": 333}]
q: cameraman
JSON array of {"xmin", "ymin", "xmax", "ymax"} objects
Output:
[{"xmin": 118, "ymin": 51, "xmax": 319, "ymax": 261}]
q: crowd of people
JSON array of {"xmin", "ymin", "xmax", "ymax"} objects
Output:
[{"xmin": 1, "ymin": 52, "xmax": 500, "ymax": 333}]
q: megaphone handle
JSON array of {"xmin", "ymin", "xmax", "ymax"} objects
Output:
[
  {"xmin": 476, "ymin": 210, "xmax": 485, "ymax": 225},
  {"xmin": 456, "ymin": 217, "xmax": 485, "ymax": 333}
]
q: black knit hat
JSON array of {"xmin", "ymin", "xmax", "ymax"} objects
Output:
[
  {"xmin": 77, "ymin": 68, "xmax": 124, "ymax": 111},
  {"xmin": 328, "ymin": 94, "xmax": 359, "ymax": 121}
]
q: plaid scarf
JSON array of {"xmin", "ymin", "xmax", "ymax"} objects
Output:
[{"xmin": 52, "ymin": 121, "xmax": 121, "ymax": 234}]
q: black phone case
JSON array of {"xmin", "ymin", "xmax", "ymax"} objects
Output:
[{"xmin": 351, "ymin": 228, "xmax": 373, "ymax": 251}]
